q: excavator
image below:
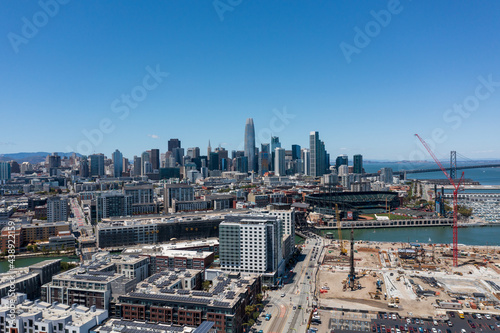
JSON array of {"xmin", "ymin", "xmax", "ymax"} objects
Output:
[{"xmin": 336, "ymin": 204, "xmax": 348, "ymax": 256}]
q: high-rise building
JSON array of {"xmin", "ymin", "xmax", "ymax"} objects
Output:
[
  {"xmin": 112, "ymin": 149, "xmax": 123, "ymax": 177},
  {"xmin": 219, "ymin": 214, "xmax": 283, "ymax": 276},
  {"xmin": 150, "ymin": 149, "xmax": 160, "ymax": 171},
  {"xmin": 244, "ymin": 118, "xmax": 256, "ymax": 173},
  {"xmin": 187, "ymin": 147, "xmax": 200, "ymax": 159},
  {"xmin": 48, "ymin": 153, "xmax": 61, "ymax": 168},
  {"xmin": 141, "ymin": 151, "xmax": 150, "ymax": 176},
  {"xmin": 336, "ymin": 155, "xmax": 348, "ymax": 171},
  {"xmin": 173, "ymin": 148, "xmax": 185, "ymax": 166},
  {"xmin": 0, "ymin": 162, "xmax": 11, "ymax": 182},
  {"xmin": 275, "ymin": 148, "xmax": 286, "ymax": 176},
  {"xmin": 301, "ymin": 149, "xmax": 310, "ymax": 175},
  {"xmin": 79, "ymin": 157, "xmax": 89, "ymax": 178},
  {"xmin": 133, "ymin": 156, "xmax": 141, "ymax": 176},
  {"xmin": 259, "ymin": 143, "xmax": 270, "ymax": 176},
  {"xmin": 20, "ymin": 162, "xmax": 33, "ymax": 174},
  {"xmin": 309, "ymin": 131, "xmax": 327, "ymax": 177},
  {"xmin": 270, "ymin": 136, "xmax": 281, "ymax": 171},
  {"xmin": 291, "ymin": 144, "xmax": 301, "ymax": 161},
  {"xmin": 47, "ymin": 196, "xmax": 69, "ymax": 222},
  {"xmin": 9, "ymin": 161, "xmax": 20, "ymax": 174},
  {"xmin": 353, "ymin": 154, "xmax": 363, "ymax": 174},
  {"xmin": 208, "ymin": 152, "xmax": 219, "ymax": 171},
  {"xmin": 380, "ymin": 167, "xmax": 393, "ymax": 184},
  {"xmin": 95, "ymin": 191, "xmax": 132, "ymax": 222},
  {"xmin": 235, "ymin": 156, "xmax": 248, "ymax": 173},
  {"xmin": 89, "ymin": 154, "xmax": 105, "ymax": 177},
  {"xmin": 168, "ymin": 138, "xmax": 181, "ymax": 152}
]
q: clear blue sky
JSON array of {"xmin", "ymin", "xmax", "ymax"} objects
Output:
[{"xmin": 1, "ymin": 1, "xmax": 500, "ymax": 161}]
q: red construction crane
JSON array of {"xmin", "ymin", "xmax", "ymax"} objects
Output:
[{"xmin": 415, "ymin": 134, "xmax": 465, "ymax": 267}]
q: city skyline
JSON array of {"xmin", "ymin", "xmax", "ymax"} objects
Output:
[{"xmin": 2, "ymin": 2, "xmax": 500, "ymax": 160}]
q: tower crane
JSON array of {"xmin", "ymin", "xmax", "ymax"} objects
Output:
[
  {"xmin": 415, "ymin": 134, "xmax": 465, "ymax": 266},
  {"xmin": 336, "ymin": 204, "xmax": 347, "ymax": 255}
]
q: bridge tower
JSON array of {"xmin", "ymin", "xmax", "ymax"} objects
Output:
[{"xmin": 450, "ymin": 151, "xmax": 457, "ymax": 180}]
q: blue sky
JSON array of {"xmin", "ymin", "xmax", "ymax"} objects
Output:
[{"xmin": 1, "ymin": 1, "xmax": 500, "ymax": 161}]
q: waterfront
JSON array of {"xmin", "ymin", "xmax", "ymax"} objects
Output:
[
  {"xmin": 315, "ymin": 224, "xmax": 500, "ymax": 246},
  {"xmin": 0, "ymin": 255, "xmax": 79, "ymax": 273}
]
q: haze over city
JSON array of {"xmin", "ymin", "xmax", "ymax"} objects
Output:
[{"xmin": 2, "ymin": 1, "xmax": 500, "ymax": 160}]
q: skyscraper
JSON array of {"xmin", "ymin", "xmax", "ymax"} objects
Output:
[
  {"xmin": 259, "ymin": 143, "xmax": 270, "ymax": 176},
  {"xmin": 168, "ymin": 138, "xmax": 181, "ymax": 152},
  {"xmin": 112, "ymin": 149, "xmax": 123, "ymax": 177},
  {"xmin": 270, "ymin": 136, "xmax": 281, "ymax": 171},
  {"xmin": 275, "ymin": 148, "xmax": 286, "ymax": 176},
  {"xmin": 89, "ymin": 154, "xmax": 105, "ymax": 177},
  {"xmin": 141, "ymin": 151, "xmax": 150, "ymax": 176},
  {"xmin": 336, "ymin": 155, "xmax": 348, "ymax": 171},
  {"xmin": 291, "ymin": 144, "xmax": 301, "ymax": 160},
  {"xmin": 301, "ymin": 148, "xmax": 310, "ymax": 175},
  {"xmin": 0, "ymin": 162, "xmax": 11, "ymax": 182},
  {"xmin": 150, "ymin": 149, "xmax": 160, "ymax": 171},
  {"xmin": 244, "ymin": 118, "xmax": 256, "ymax": 173},
  {"xmin": 133, "ymin": 156, "xmax": 141, "ymax": 176},
  {"xmin": 353, "ymin": 154, "xmax": 363, "ymax": 174},
  {"xmin": 309, "ymin": 131, "xmax": 327, "ymax": 177}
]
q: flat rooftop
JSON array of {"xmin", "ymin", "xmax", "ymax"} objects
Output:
[{"xmin": 123, "ymin": 238, "xmax": 219, "ymax": 255}]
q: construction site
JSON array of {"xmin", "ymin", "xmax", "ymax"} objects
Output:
[{"xmin": 317, "ymin": 235, "xmax": 500, "ymax": 317}]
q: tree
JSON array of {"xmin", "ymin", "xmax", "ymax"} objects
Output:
[
  {"xmin": 256, "ymin": 293, "xmax": 263, "ymax": 303},
  {"xmin": 202, "ymin": 280, "xmax": 211, "ymax": 291},
  {"xmin": 245, "ymin": 305, "xmax": 256, "ymax": 317}
]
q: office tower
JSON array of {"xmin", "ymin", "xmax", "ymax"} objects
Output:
[
  {"xmin": 244, "ymin": 118, "xmax": 256, "ymax": 173},
  {"xmin": 219, "ymin": 214, "xmax": 283, "ymax": 274},
  {"xmin": 353, "ymin": 154, "xmax": 363, "ymax": 174},
  {"xmin": 163, "ymin": 184, "xmax": 195, "ymax": 209},
  {"xmin": 336, "ymin": 154, "xmax": 348, "ymax": 171},
  {"xmin": 150, "ymin": 149, "xmax": 160, "ymax": 171},
  {"xmin": 48, "ymin": 153, "xmax": 61, "ymax": 168},
  {"xmin": 270, "ymin": 136, "xmax": 281, "ymax": 171},
  {"xmin": 9, "ymin": 161, "xmax": 20, "ymax": 174},
  {"xmin": 309, "ymin": 131, "xmax": 327, "ymax": 177},
  {"xmin": 259, "ymin": 143, "xmax": 270, "ymax": 176},
  {"xmin": 0, "ymin": 162, "xmax": 11, "ymax": 182},
  {"xmin": 215, "ymin": 147, "xmax": 228, "ymax": 171},
  {"xmin": 275, "ymin": 148, "xmax": 286, "ymax": 176},
  {"xmin": 89, "ymin": 154, "xmax": 105, "ymax": 177},
  {"xmin": 187, "ymin": 147, "xmax": 200, "ymax": 159},
  {"xmin": 380, "ymin": 167, "xmax": 393, "ymax": 184},
  {"xmin": 112, "ymin": 149, "xmax": 123, "ymax": 177},
  {"xmin": 47, "ymin": 196, "xmax": 69, "ymax": 222},
  {"xmin": 208, "ymin": 152, "xmax": 219, "ymax": 171},
  {"xmin": 235, "ymin": 156, "xmax": 248, "ymax": 173},
  {"xmin": 168, "ymin": 138, "xmax": 181, "ymax": 152},
  {"xmin": 20, "ymin": 162, "xmax": 33, "ymax": 174},
  {"xmin": 207, "ymin": 140, "xmax": 212, "ymax": 157},
  {"xmin": 144, "ymin": 161, "xmax": 152, "ymax": 174},
  {"xmin": 141, "ymin": 151, "xmax": 150, "ymax": 176},
  {"xmin": 133, "ymin": 156, "xmax": 141, "ymax": 176},
  {"xmin": 122, "ymin": 157, "xmax": 128, "ymax": 174},
  {"xmin": 291, "ymin": 144, "xmax": 301, "ymax": 161},
  {"xmin": 301, "ymin": 149, "xmax": 310, "ymax": 175},
  {"xmin": 173, "ymin": 148, "xmax": 185, "ymax": 166},
  {"xmin": 79, "ymin": 158, "xmax": 89, "ymax": 178}
]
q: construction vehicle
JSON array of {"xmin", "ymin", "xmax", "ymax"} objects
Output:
[
  {"xmin": 369, "ymin": 291, "xmax": 382, "ymax": 299},
  {"xmin": 336, "ymin": 204, "xmax": 347, "ymax": 255},
  {"xmin": 395, "ymin": 297, "xmax": 400, "ymax": 303}
]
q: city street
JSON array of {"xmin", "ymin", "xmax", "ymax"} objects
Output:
[{"xmin": 253, "ymin": 233, "xmax": 324, "ymax": 333}]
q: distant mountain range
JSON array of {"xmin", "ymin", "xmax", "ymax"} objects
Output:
[{"xmin": 0, "ymin": 152, "xmax": 81, "ymax": 164}]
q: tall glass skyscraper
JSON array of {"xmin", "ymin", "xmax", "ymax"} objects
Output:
[
  {"xmin": 309, "ymin": 131, "xmax": 327, "ymax": 177},
  {"xmin": 244, "ymin": 118, "xmax": 256, "ymax": 173},
  {"xmin": 112, "ymin": 149, "xmax": 123, "ymax": 177},
  {"xmin": 353, "ymin": 154, "xmax": 363, "ymax": 174}
]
